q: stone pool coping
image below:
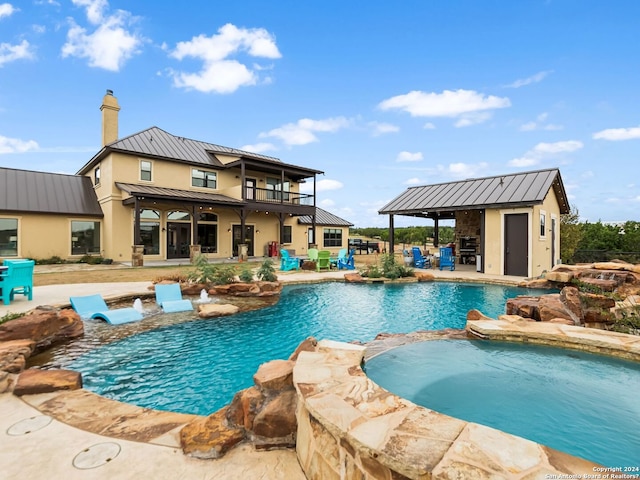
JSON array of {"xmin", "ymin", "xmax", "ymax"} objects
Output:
[{"xmin": 291, "ymin": 318, "xmax": 640, "ymax": 479}]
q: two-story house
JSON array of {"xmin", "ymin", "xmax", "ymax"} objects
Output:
[{"xmin": 0, "ymin": 91, "xmax": 352, "ymax": 263}]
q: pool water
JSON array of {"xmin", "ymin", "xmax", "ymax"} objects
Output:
[
  {"xmin": 66, "ymin": 282, "xmax": 549, "ymax": 415},
  {"xmin": 364, "ymin": 340, "xmax": 640, "ymax": 467}
]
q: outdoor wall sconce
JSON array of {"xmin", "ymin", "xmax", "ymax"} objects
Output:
[
  {"xmin": 227, "ymin": 228, "xmax": 232, "ymax": 232},
  {"xmin": 256, "ymin": 230, "xmax": 260, "ymax": 234}
]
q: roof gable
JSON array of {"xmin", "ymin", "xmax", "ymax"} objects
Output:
[
  {"xmin": 379, "ymin": 168, "xmax": 569, "ymax": 216},
  {"xmin": 0, "ymin": 167, "xmax": 103, "ymax": 216}
]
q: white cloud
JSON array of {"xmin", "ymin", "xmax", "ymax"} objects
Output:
[
  {"xmin": 0, "ymin": 39, "xmax": 34, "ymax": 67},
  {"xmin": 593, "ymin": 125, "xmax": 640, "ymax": 141},
  {"xmin": 0, "ymin": 3, "xmax": 16, "ymax": 19},
  {"xmin": 446, "ymin": 162, "xmax": 489, "ymax": 178},
  {"xmin": 259, "ymin": 117, "xmax": 350, "ymax": 146},
  {"xmin": 508, "ymin": 140, "xmax": 583, "ymax": 167},
  {"xmin": 404, "ymin": 177, "xmax": 422, "ymax": 185},
  {"xmin": 519, "ymin": 112, "xmax": 563, "ymax": 131},
  {"xmin": 504, "ymin": 70, "xmax": 553, "ymax": 88},
  {"xmin": 169, "ymin": 23, "xmax": 281, "ymax": 94},
  {"xmin": 0, "ymin": 134, "xmax": 39, "ymax": 154},
  {"xmin": 369, "ymin": 121, "xmax": 399, "ymax": 136},
  {"xmin": 454, "ymin": 111, "xmax": 492, "ymax": 128},
  {"xmin": 239, "ymin": 142, "xmax": 277, "ymax": 153},
  {"xmin": 378, "ymin": 89, "xmax": 510, "ymax": 125},
  {"xmin": 72, "ymin": 0, "xmax": 107, "ymax": 24},
  {"xmin": 319, "ymin": 198, "xmax": 335, "ymax": 208},
  {"xmin": 62, "ymin": 4, "xmax": 143, "ymax": 71},
  {"xmin": 423, "ymin": 122, "xmax": 436, "ymax": 129},
  {"xmin": 299, "ymin": 178, "xmax": 343, "ymax": 193},
  {"xmin": 396, "ymin": 151, "xmax": 423, "ymax": 162}
]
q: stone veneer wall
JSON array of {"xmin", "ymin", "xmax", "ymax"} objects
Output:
[{"xmin": 293, "ymin": 338, "xmax": 607, "ymax": 480}]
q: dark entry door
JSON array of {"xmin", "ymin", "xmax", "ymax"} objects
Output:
[
  {"xmin": 167, "ymin": 222, "xmax": 191, "ymax": 259},
  {"xmin": 232, "ymin": 225, "xmax": 255, "ymax": 257},
  {"xmin": 504, "ymin": 213, "xmax": 528, "ymax": 276}
]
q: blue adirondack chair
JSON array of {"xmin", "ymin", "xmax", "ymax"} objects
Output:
[
  {"xmin": 317, "ymin": 250, "xmax": 332, "ymax": 272},
  {"xmin": 280, "ymin": 249, "xmax": 300, "ymax": 271},
  {"xmin": 338, "ymin": 248, "xmax": 355, "ymax": 270},
  {"xmin": 439, "ymin": 247, "xmax": 456, "ymax": 271},
  {"xmin": 155, "ymin": 283, "xmax": 193, "ymax": 313},
  {"xmin": 0, "ymin": 259, "xmax": 35, "ymax": 305},
  {"xmin": 332, "ymin": 248, "xmax": 347, "ymax": 268},
  {"xmin": 411, "ymin": 247, "xmax": 432, "ymax": 269}
]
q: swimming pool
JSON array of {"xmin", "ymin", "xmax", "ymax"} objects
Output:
[
  {"xmin": 364, "ymin": 339, "xmax": 640, "ymax": 467},
  {"xmin": 64, "ymin": 281, "xmax": 550, "ymax": 415}
]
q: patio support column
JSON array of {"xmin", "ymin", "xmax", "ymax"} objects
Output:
[
  {"xmin": 434, "ymin": 216, "xmax": 439, "ymax": 247},
  {"xmin": 312, "ymin": 174, "xmax": 317, "ymax": 248},
  {"xmin": 191, "ymin": 205, "xmax": 198, "ymax": 246},
  {"xmin": 240, "ymin": 209, "xmax": 246, "ymax": 244},
  {"xmin": 241, "ymin": 161, "xmax": 246, "ymax": 200},
  {"xmin": 278, "ymin": 213, "xmax": 285, "ymax": 246},
  {"xmin": 280, "ymin": 170, "xmax": 285, "ymax": 204},
  {"xmin": 134, "ymin": 196, "xmax": 141, "ymax": 244},
  {"xmin": 388, "ymin": 214, "xmax": 394, "ymax": 256}
]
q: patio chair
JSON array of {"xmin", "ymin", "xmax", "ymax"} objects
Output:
[
  {"xmin": 0, "ymin": 259, "xmax": 35, "ymax": 305},
  {"xmin": 155, "ymin": 283, "xmax": 193, "ymax": 313},
  {"xmin": 439, "ymin": 247, "xmax": 456, "ymax": 271},
  {"xmin": 69, "ymin": 294, "xmax": 143, "ymax": 325},
  {"xmin": 337, "ymin": 248, "xmax": 355, "ymax": 270},
  {"xmin": 332, "ymin": 248, "xmax": 347, "ymax": 268},
  {"xmin": 307, "ymin": 248, "xmax": 319, "ymax": 262},
  {"xmin": 411, "ymin": 247, "xmax": 432, "ymax": 269},
  {"xmin": 280, "ymin": 249, "xmax": 300, "ymax": 271},
  {"xmin": 317, "ymin": 250, "xmax": 332, "ymax": 272}
]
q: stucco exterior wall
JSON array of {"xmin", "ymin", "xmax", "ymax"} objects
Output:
[
  {"xmin": 0, "ymin": 212, "xmax": 103, "ymax": 261},
  {"xmin": 531, "ymin": 188, "xmax": 561, "ymax": 277},
  {"xmin": 483, "ymin": 207, "xmax": 533, "ymax": 276}
]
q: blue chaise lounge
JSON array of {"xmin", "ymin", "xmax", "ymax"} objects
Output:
[{"xmin": 70, "ymin": 294, "xmax": 143, "ymax": 325}]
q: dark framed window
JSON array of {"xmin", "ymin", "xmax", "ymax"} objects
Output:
[
  {"xmin": 540, "ymin": 212, "xmax": 546, "ymax": 237},
  {"xmin": 192, "ymin": 169, "xmax": 217, "ymax": 189},
  {"xmin": 71, "ymin": 221, "xmax": 101, "ymax": 255},
  {"xmin": 137, "ymin": 209, "xmax": 160, "ymax": 254},
  {"xmin": 0, "ymin": 218, "xmax": 18, "ymax": 257},
  {"xmin": 94, "ymin": 166, "xmax": 101, "ymax": 185},
  {"xmin": 282, "ymin": 225, "xmax": 292, "ymax": 244},
  {"xmin": 323, "ymin": 228, "xmax": 342, "ymax": 247},
  {"xmin": 266, "ymin": 177, "xmax": 290, "ymax": 201},
  {"xmin": 141, "ymin": 160, "xmax": 152, "ymax": 181}
]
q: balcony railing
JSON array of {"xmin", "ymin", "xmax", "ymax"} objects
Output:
[{"xmin": 245, "ymin": 187, "xmax": 314, "ymax": 205}]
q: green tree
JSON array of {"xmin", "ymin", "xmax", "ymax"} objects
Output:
[{"xmin": 560, "ymin": 206, "xmax": 582, "ymax": 264}]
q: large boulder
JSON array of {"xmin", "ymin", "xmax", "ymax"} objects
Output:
[
  {"xmin": 559, "ymin": 286, "xmax": 583, "ymax": 321},
  {"xmin": 251, "ymin": 390, "xmax": 297, "ymax": 448},
  {"xmin": 506, "ymin": 296, "xmax": 541, "ymax": 320},
  {"xmin": 0, "ymin": 339, "xmax": 35, "ymax": 374},
  {"xmin": 538, "ymin": 294, "xmax": 577, "ymax": 324},
  {"xmin": 253, "ymin": 360, "xmax": 294, "ymax": 392},
  {"xmin": 226, "ymin": 386, "xmax": 263, "ymax": 430},
  {"xmin": 344, "ymin": 273, "xmax": 365, "ymax": 283},
  {"xmin": 180, "ymin": 408, "xmax": 245, "ymax": 459},
  {"xmin": 197, "ymin": 303, "xmax": 240, "ymax": 318},
  {"xmin": 13, "ymin": 368, "xmax": 82, "ymax": 395},
  {"xmin": 414, "ymin": 272, "xmax": 435, "ymax": 282},
  {"xmin": 0, "ymin": 308, "xmax": 83, "ymax": 351}
]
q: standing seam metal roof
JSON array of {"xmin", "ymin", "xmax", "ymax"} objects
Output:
[
  {"xmin": 0, "ymin": 167, "xmax": 103, "ymax": 216},
  {"xmin": 115, "ymin": 182, "xmax": 246, "ymax": 206},
  {"xmin": 379, "ymin": 168, "xmax": 569, "ymax": 215},
  {"xmin": 297, "ymin": 207, "xmax": 353, "ymax": 227}
]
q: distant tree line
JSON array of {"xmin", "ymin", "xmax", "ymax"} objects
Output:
[
  {"xmin": 350, "ymin": 226, "xmax": 455, "ymax": 248},
  {"xmin": 561, "ymin": 207, "xmax": 640, "ymax": 264}
]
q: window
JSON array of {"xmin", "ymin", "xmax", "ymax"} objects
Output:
[
  {"xmin": 540, "ymin": 211, "xmax": 547, "ymax": 238},
  {"xmin": 140, "ymin": 160, "xmax": 152, "ymax": 181},
  {"xmin": 323, "ymin": 228, "xmax": 342, "ymax": 247},
  {"xmin": 266, "ymin": 177, "xmax": 290, "ymax": 201},
  {"xmin": 71, "ymin": 221, "xmax": 101, "ymax": 255},
  {"xmin": 94, "ymin": 166, "xmax": 101, "ymax": 185},
  {"xmin": 167, "ymin": 210, "xmax": 191, "ymax": 221},
  {"xmin": 282, "ymin": 225, "xmax": 292, "ymax": 244},
  {"xmin": 192, "ymin": 169, "xmax": 217, "ymax": 189},
  {"xmin": 137, "ymin": 209, "xmax": 160, "ymax": 254},
  {"xmin": 197, "ymin": 212, "xmax": 218, "ymax": 253},
  {"xmin": 0, "ymin": 218, "xmax": 18, "ymax": 256}
]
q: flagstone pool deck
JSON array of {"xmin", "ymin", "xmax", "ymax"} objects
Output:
[{"xmin": 2, "ymin": 265, "xmax": 635, "ymax": 478}]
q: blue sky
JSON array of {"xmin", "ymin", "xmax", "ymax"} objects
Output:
[{"xmin": 1, "ymin": 1, "xmax": 639, "ymax": 227}]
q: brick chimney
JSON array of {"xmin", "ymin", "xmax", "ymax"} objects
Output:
[{"xmin": 100, "ymin": 89, "xmax": 120, "ymax": 146}]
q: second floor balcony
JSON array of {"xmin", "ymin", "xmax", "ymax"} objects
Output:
[{"xmin": 245, "ymin": 186, "xmax": 314, "ymax": 206}]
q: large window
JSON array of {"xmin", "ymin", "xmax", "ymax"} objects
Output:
[
  {"xmin": 192, "ymin": 169, "xmax": 217, "ymax": 189},
  {"xmin": 71, "ymin": 221, "xmax": 101, "ymax": 255},
  {"xmin": 282, "ymin": 225, "xmax": 292, "ymax": 244},
  {"xmin": 0, "ymin": 218, "xmax": 18, "ymax": 257},
  {"xmin": 266, "ymin": 177, "xmax": 290, "ymax": 201},
  {"xmin": 323, "ymin": 228, "xmax": 343, "ymax": 247},
  {"xmin": 198, "ymin": 213, "xmax": 218, "ymax": 253},
  {"xmin": 138, "ymin": 209, "xmax": 160, "ymax": 254},
  {"xmin": 140, "ymin": 160, "xmax": 152, "ymax": 181}
]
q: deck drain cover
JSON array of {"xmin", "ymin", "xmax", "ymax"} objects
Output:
[
  {"xmin": 7, "ymin": 415, "xmax": 52, "ymax": 436},
  {"xmin": 73, "ymin": 442, "xmax": 121, "ymax": 469}
]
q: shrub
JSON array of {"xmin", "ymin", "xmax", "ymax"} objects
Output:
[
  {"xmin": 360, "ymin": 264, "xmax": 382, "ymax": 278},
  {"xmin": 34, "ymin": 256, "xmax": 65, "ymax": 265},
  {"xmin": 78, "ymin": 255, "xmax": 104, "ymax": 265},
  {"xmin": 256, "ymin": 259, "xmax": 278, "ymax": 282},
  {"xmin": 189, "ymin": 254, "xmax": 217, "ymax": 284},
  {"xmin": 239, "ymin": 267, "xmax": 255, "ymax": 283},
  {"xmin": 212, "ymin": 265, "xmax": 238, "ymax": 285}
]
